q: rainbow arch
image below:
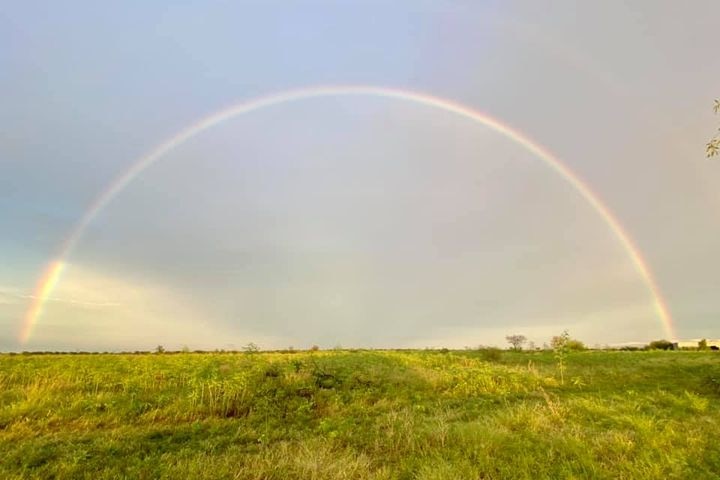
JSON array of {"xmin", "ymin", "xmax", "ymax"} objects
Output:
[{"xmin": 18, "ymin": 85, "xmax": 677, "ymax": 343}]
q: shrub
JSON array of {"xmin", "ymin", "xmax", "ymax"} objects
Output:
[
  {"xmin": 648, "ymin": 339, "xmax": 674, "ymax": 350},
  {"xmin": 478, "ymin": 347, "xmax": 503, "ymax": 362}
]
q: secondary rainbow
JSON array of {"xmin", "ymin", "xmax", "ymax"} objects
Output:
[{"xmin": 18, "ymin": 85, "xmax": 677, "ymax": 343}]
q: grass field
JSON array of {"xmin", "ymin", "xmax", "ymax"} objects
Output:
[{"xmin": 1, "ymin": 349, "xmax": 719, "ymax": 479}]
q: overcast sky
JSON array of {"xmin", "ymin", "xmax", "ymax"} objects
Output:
[{"xmin": 2, "ymin": 1, "xmax": 719, "ymax": 351}]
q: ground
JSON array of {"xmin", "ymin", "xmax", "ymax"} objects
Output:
[{"xmin": 1, "ymin": 349, "xmax": 718, "ymax": 479}]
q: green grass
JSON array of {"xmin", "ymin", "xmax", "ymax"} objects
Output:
[{"xmin": 1, "ymin": 350, "xmax": 718, "ymax": 479}]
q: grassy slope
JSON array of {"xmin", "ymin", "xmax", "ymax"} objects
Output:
[{"xmin": 1, "ymin": 350, "xmax": 718, "ymax": 479}]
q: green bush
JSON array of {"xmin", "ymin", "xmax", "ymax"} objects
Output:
[
  {"xmin": 477, "ymin": 347, "xmax": 503, "ymax": 362},
  {"xmin": 648, "ymin": 339, "xmax": 674, "ymax": 350},
  {"xmin": 550, "ymin": 333, "xmax": 586, "ymax": 351},
  {"xmin": 566, "ymin": 339, "xmax": 586, "ymax": 351}
]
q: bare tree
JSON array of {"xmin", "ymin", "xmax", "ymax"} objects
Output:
[{"xmin": 505, "ymin": 334, "xmax": 527, "ymax": 351}]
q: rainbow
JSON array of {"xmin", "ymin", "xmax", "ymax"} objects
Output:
[{"xmin": 18, "ymin": 85, "xmax": 677, "ymax": 343}]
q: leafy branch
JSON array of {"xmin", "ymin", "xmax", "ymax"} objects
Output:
[{"xmin": 707, "ymin": 99, "xmax": 720, "ymax": 157}]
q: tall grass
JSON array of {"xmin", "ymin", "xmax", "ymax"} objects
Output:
[{"xmin": 1, "ymin": 350, "xmax": 718, "ymax": 478}]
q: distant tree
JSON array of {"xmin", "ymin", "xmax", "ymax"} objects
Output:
[
  {"xmin": 505, "ymin": 334, "xmax": 527, "ymax": 351},
  {"xmin": 310, "ymin": 344, "xmax": 320, "ymax": 352},
  {"xmin": 648, "ymin": 339, "xmax": 674, "ymax": 350},
  {"xmin": 242, "ymin": 342, "xmax": 259, "ymax": 354},
  {"xmin": 155, "ymin": 345, "xmax": 165, "ymax": 354},
  {"xmin": 707, "ymin": 99, "xmax": 719, "ymax": 157},
  {"xmin": 698, "ymin": 338, "xmax": 708, "ymax": 350}
]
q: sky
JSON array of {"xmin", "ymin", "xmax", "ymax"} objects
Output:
[{"xmin": 1, "ymin": 1, "xmax": 719, "ymax": 351}]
